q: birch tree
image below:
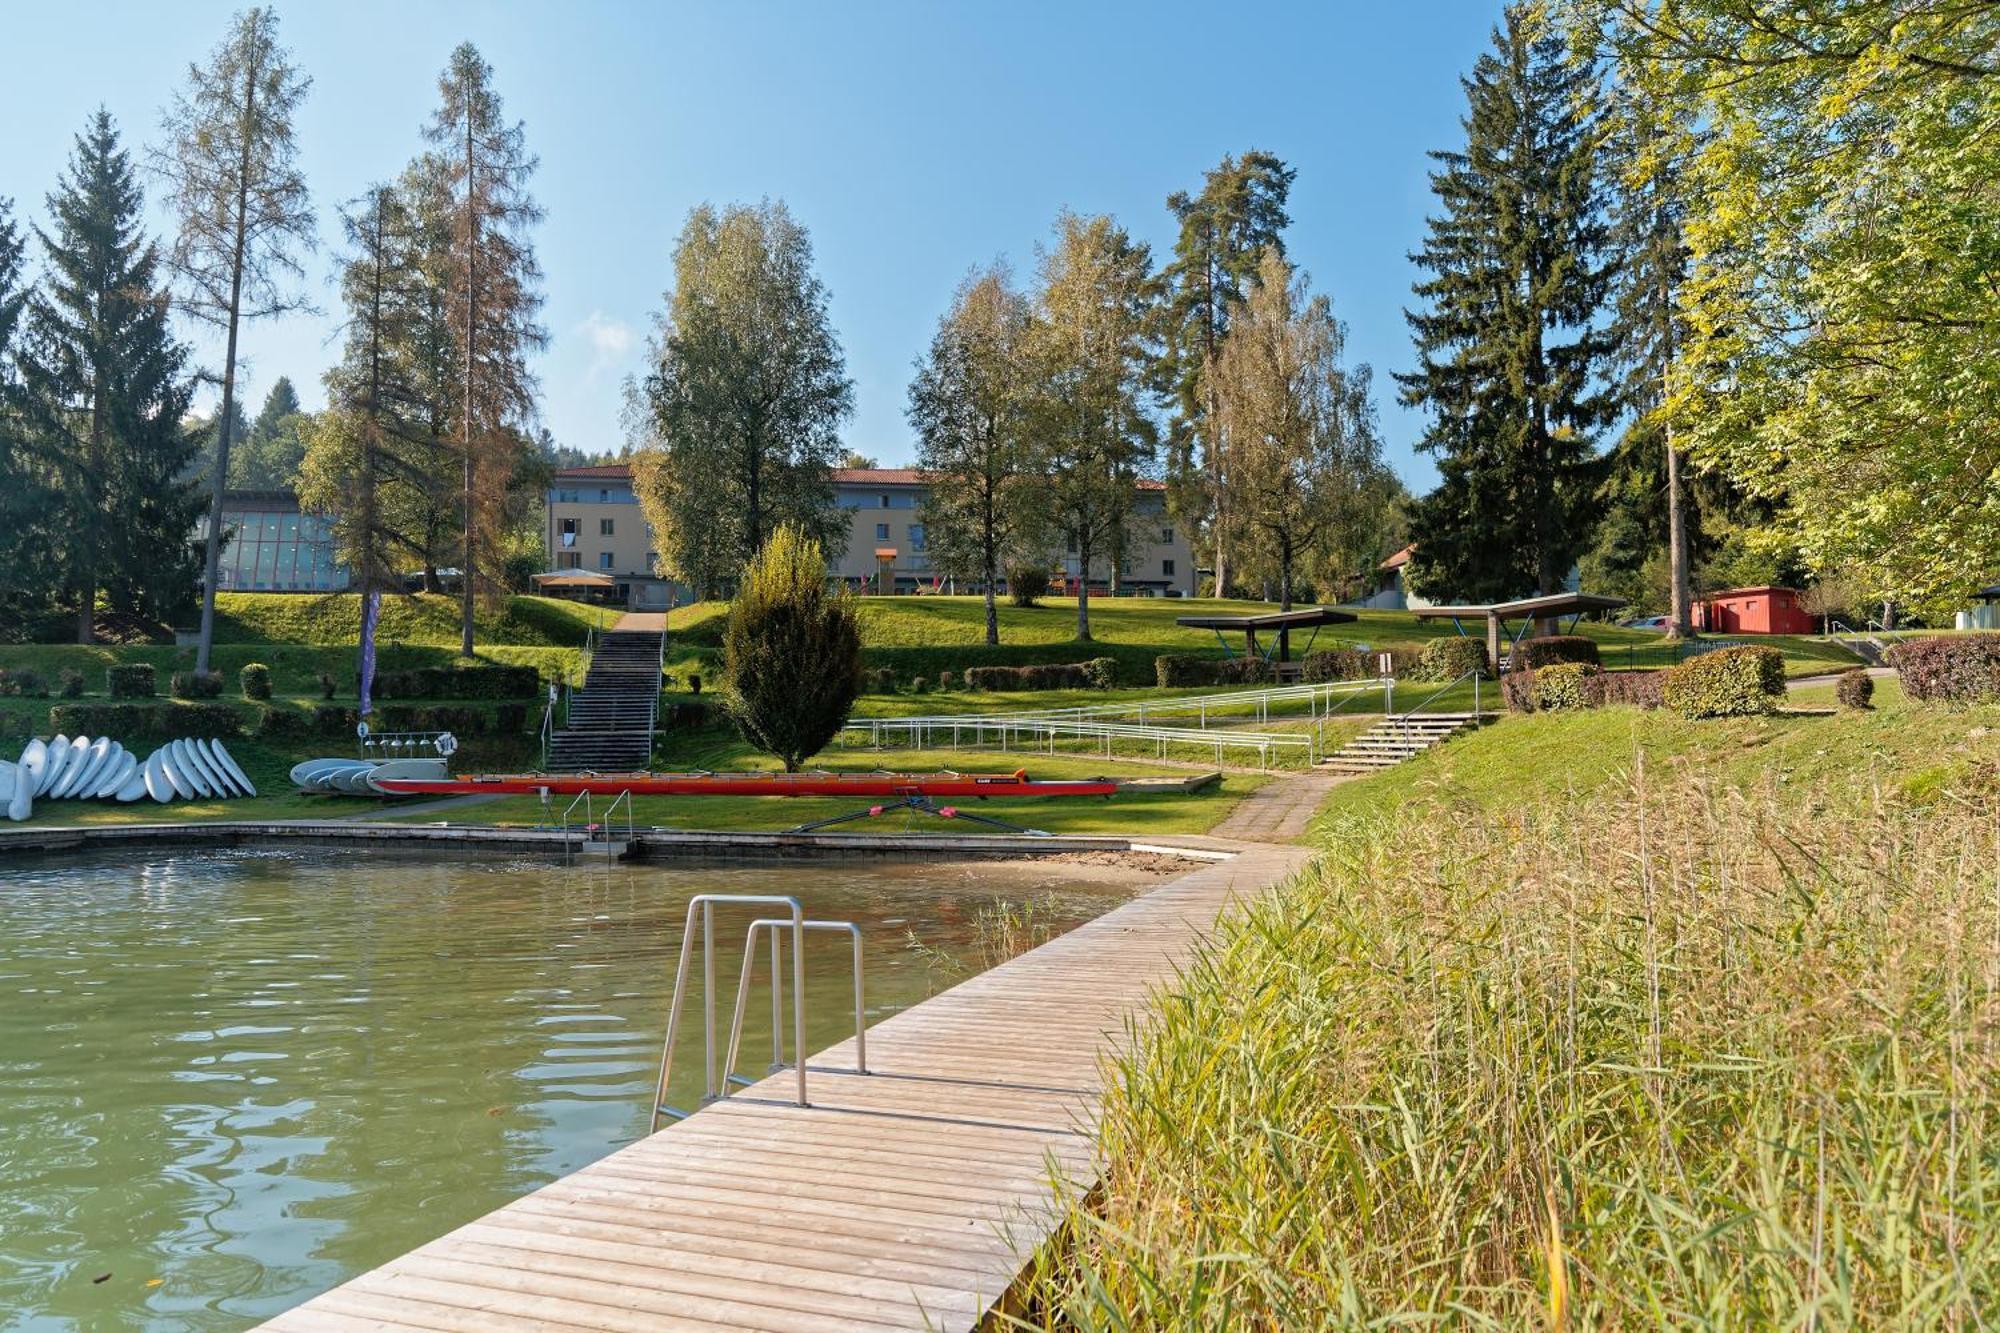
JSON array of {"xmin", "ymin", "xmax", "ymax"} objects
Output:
[{"xmin": 154, "ymin": 7, "xmax": 314, "ymax": 670}]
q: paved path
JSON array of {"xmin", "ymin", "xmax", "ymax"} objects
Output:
[
  {"xmin": 1208, "ymin": 768, "xmax": 1348, "ymax": 844},
  {"xmin": 261, "ymin": 840, "xmax": 1310, "ymax": 1332},
  {"xmin": 612, "ymin": 611, "xmax": 667, "ymax": 632}
]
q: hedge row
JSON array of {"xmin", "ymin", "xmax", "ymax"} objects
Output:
[
  {"xmin": 0, "ymin": 667, "xmax": 51, "ymax": 698},
  {"xmin": 1660, "ymin": 645, "xmax": 1786, "ymax": 718},
  {"xmin": 1410, "ymin": 637, "xmax": 1490, "ymax": 683},
  {"xmin": 1513, "ymin": 635, "xmax": 1602, "ymax": 670},
  {"xmin": 370, "ymin": 664, "xmax": 543, "ymax": 700},
  {"xmin": 1885, "ymin": 635, "xmax": 2000, "ymax": 703},
  {"xmin": 47, "ymin": 701, "xmax": 243, "ymax": 738},
  {"xmin": 1156, "ymin": 655, "xmax": 1275, "ymax": 688},
  {"xmin": 258, "ymin": 702, "xmax": 532, "ymax": 741},
  {"xmin": 107, "ymin": 663, "xmax": 156, "ymax": 697},
  {"xmin": 966, "ymin": 659, "xmax": 1118, "ymax": 691}
]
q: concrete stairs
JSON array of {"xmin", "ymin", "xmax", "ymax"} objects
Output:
[
  {"xmin": 547, "ymin": 630, "xmax": 663, "ymax": 772},
  {"xmin": 1319, "ymin": 712, "xmax": 1490, "ymax": 775}
]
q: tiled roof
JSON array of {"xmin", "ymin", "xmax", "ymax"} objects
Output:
[
  {"xmin": 554, "ymin": 462, "xmax": 1168, "ymax": 491},
  {"xmin": 1378, "ymin": 543, "xmax": 1415, "ymax": 571}
]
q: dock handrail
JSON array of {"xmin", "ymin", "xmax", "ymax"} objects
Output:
[
  {"xmin": 722, "ymin": 918, "xmax": 866, "ymax": 1096},
  {"xmin": 558, "ymin": 787, "xmax": 634, "ymax": 856},
  {"xmin": 655, "ymin": 894, "xmax": 807, "ymax": 1131}
]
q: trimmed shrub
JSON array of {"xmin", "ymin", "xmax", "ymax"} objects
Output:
[
  {"xmin": 370, "ymin": 664, "xmax": 540, "ymax": 700},
  {"xmin": 1413, "ymin": 637, "xmax": 1491, "ymax": 683},
  {"xmin": 866, "ymin": 667, "xmax": 898, "ymax": 694},
  {"xmin": 1007, "ymin": 563, "xmax": 1050, "ymax": 608},
  {"xmin": 240, "ymin": 662, "xmax": 273, "ymax": 701},
  {"xmin": 107, "ymin": 663, "xmax": 156, "ymax": 698},
  {"xmin": 660, "ymin": 699, "xmax": 721, "ymax": 732},
  {"xmin": 1835, "ymin": 668, "xmax": 1875, "ymax": 710},
  {"xmin": 722, "ymin": 523, "xmax": 863, "ymax": 771},
  {"xmin": 936, "ymin": 670, "xmax": 956, "ymax": 691},
  {"xmin": 1533, "ymin": 662, "xmax": 1602, "ymax": 712},
  {"xmin": 0, "ymin": 667, "xmax": 49, "ymax": 698},
  {"xmin": 1885, "ymin": 635, "xmax": 2000, "ymax": 703},
  {"xmin": 1663, "ymin": 645, "xmax": 1786, "ymax": 718},
  {"xmin": 318, "ymin": 672, "xmax": 337, "ymax": 700},
  {"xmin": 687, "ymin": 673, "xmax": 702, "ymax": 696},
  {"xmin": 1514, "ymin": 635, "xmax": 1602, "ymax": 670},
  {"xmin": 1084, "ymin": 657, "xmax": 1119, "ymax": 690},
  {"xmin": 1298, "ymin": 649, "xmax": 1373, "ymax": 683},
  {"xmin": 57, "ymin": 668, "xmax": 84, "ymax": 699},
  {"xmin": 1598, "ymin": 670, "xmax": 1667, "ymax": 710},
  {"xmin": 1502, "ymin": 668, "xmax": 1537, "ymax": 713},
  {"xmin": 1155, "ymin": 655, "xmax": 1277, "ymax": 688},
  {"xmin": 170, "ymin": 669, "xmax": 225, "ymax": 700},
  {"xmin": 909, "ymin": 676, "xmax": 930, "ymax": 694}
]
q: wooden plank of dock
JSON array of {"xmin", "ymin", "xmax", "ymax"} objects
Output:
[{"xmin": 262, "ymin": 841, "xmax": 1310, "ymax": 1331}]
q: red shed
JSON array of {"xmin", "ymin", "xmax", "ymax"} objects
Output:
[{"xmin": 1693, "ymin": 586, "xmax": 1817, "ymax": 635}]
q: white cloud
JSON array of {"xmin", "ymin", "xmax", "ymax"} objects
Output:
[{"xmin": 576, "ymin": 310, "xmax": 638, "ymax": 381}]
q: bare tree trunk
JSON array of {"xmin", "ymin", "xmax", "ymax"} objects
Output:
[
  {"xmin": 77, "ymin": 394, "xmax": 104, "ymax": 645},
  {"xmin": 1075, "ymin": 535, "xmax": 1092, "ymax": 641},
  {"xmin": 458, "ymin": 103, "xmax": 479, "ymax": 659},
  {"xmin": 194, "ymin": 61, "xmax": 256, "ymax": 673},
  {"xmin": 1665, "ymin": 422, "xmax": 1694, "ymax": 639}
]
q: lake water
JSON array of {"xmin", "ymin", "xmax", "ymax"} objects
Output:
[{"xmin": 0, "ymin": 847, "xmax": 1146, "ymax": 1329}]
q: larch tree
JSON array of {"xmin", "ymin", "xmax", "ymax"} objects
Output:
[
  {"xmin": 1399, "ymin": 3, "xmax": 1616, "ymax": 605},
  {"xmin": 1215, "ymin": 249, "xmax": 1390, "ymax": 620},
  {"xmin": 419, "ymin": 42, "xmax": 546, "ymax": 654},
  {"xmin": 298, "ymin": 183, "xmax": 437, "ymax": 598},
  {"xmin": 153, "ymin": 6, "xmax": 314, "ymax": 671},
  {"xmin": 22, "ymin": 111, "xmax": 202, "ymax": 641},
  {"xmin": 1158, "ymin": 150, "xmax": 1294, "ymax": 596},
  {"xmin": 634, "ymin": 200, "xmax": 852, "ymax": 596},
  {"xmin": 908, "ymin": 262, "xmax": 1034, "ymax": 645},
  {"xmin": 1025, "ymin": 211, "xmax": 1159, "ymax": 642},
  {"xmin": 1589, "ymin": 0, "xmax": 2000, "ymax": 616}
]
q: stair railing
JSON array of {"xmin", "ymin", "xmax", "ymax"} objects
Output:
[{"xmin": 1388, "ymin": 668, "xmax": 1484, "ymax": 743}]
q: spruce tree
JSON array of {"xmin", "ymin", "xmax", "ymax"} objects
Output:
[
  {"xmin": 1158, "ymin": 151, "xmax": 1294, "ymax": 595},
  {"xmin": 1399, "ymin": 6, "xmax": 1616, "ymax": 604},
  {"xmin": 0, "ymin": 198, "xmax": 48, "ymax": 634},
  {"xmin": 22, "ymin": 111, "xmax": 202, "ymax": 641}
]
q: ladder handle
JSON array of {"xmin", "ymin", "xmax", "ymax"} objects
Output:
[{"xmin": 651, "ymin": 894, "xmax": 803, "ymax": 1134}]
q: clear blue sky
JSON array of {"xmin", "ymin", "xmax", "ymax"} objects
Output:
[{"xmin": 2, "ymin": 1, "xmax": 1504, "ymax": 488}]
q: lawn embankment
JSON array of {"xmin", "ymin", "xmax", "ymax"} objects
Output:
[{"xmin": 1025, "ymin": 694, "xmax": 2000, "ymax": 1323}]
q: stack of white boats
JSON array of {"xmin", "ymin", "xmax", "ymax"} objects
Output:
[
  {"xmin": 288, "ymin": 755, "xmax": 449, "ymax": 796},
  {"xmin": 0, "ymin": 734, "xmax": 258, "ymax": 822}
]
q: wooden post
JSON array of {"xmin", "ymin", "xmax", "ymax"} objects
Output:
[{"xmin": 1487, "ymin": 614, "xmax": 1502, "ymax": 672}]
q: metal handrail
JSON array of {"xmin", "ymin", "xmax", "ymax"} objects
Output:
[
  {"xmin": 559, "ymin": 787, "xmax": 634, "ymax": 849},
  {"xmin": 654, "ymin": 894, "xmax": 807, "ymax": 1131},
  {"xmin": 1386, "ymin": 667, "xmax": 1485, "ymax": 739},
  {"xmin": 875, "ymin": 678, "xmax": 1386, "ymax": 730},
  {"xmin": 722, "ymin": 919, "xmax": 866, "ymax": 1097},
  {"xmin": 842, "ymin": 713, "xmax": 1319, "ymax": 769}
]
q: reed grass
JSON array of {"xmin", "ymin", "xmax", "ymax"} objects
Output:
[{"xmin": 1017, "ymin": 743, "xmax": 2000, "ymax": 1327}]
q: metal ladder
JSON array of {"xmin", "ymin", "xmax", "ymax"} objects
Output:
[{"xmin": 650, "ymin": 894, "xmax": 868, "ymax": 1133}]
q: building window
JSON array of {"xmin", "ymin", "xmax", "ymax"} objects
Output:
[
  {"xmin": 558, "ymin": 552, "xmax": 581, "ymax": 570},
  {"xmin": 599, "ymin": 517, "xmax": 615, "ymax": 536},
  {"xmin": 598, "ymin": 488, "xmax": 610, "ymax": 502},
  {"xmin": 598, "ymin": 551, "xmax": 614, "ymax": 570},
  {"xmin": 875, "ymin": 522, "xmax": 890, "ymax": 541},
  {"xmin": 878, "ymin": 493, "xmax": 890, "ymax": 508},
  {"xmin": 1163, "ymin": 559, "xmax": 1176, "ymax": 577},
  {"xmin": 909, "ymin": 523, "xmax": 926, "ymax": 551},
  {"xmin": 645, "ymin": 550, "xmax": 657, "ymax": 571},
  {"xmin": 1161, "ymin": 526, "xmax": 1174, "ymax": 544}
]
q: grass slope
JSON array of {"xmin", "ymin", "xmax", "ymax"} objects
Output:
[{"xmin": 1026, "ymin": 693, "xmax": 2000, "ymax": 1323}]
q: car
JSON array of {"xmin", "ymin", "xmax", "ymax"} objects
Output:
[{"xmin": 1619, "ymin": 614, "xmax": 1671, "ymax": 631}]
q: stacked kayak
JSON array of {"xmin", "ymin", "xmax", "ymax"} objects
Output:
[
  {"xmin": 3, "ymin": 735, "xmax": 257, "ymax": 821},
  {"xmin": 290, "ymin": 756, "xmax": 451, "ymax": 796}
]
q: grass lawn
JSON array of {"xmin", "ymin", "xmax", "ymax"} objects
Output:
[
  {"xmin": 1030, "ymin": 690, "xmax": 2000, "ymax": 1323},
  {"xmin": 385, "ymin": 747, "xmax": 1263, "ymax": 838}
]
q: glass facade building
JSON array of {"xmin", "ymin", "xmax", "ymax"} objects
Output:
[{"xmin": 214, "ymin": 490, "xmax": 350, "ymax": 592}]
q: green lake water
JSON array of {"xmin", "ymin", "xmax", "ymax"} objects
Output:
[{"xmin": 0, "ymin": 847, "xmax": 1144, "ymax": 1329}]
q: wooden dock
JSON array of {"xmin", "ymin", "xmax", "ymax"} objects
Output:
[{"xmin": 262, "ymin": 840, "xmax": 1309, "ymax": 1331}]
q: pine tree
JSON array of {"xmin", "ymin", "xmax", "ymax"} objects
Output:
[
  {"xmin": 721, "ymin": 524, "xmax": 861, "ymax": 772},
  {"xmin": 1026, "ymin": 212, "xmax": 1159, "ymax": 642},
  {"xmin": 21, "ymin": 111, "xmax": 202, "ymax": 642},
  {"xmin": 908, "ymin": 262, "xmax": 1033, "ymax": 645},
  {"xmin": 232, "ymin": 375, "xmax": 307, "ymax": 488},
  {"xmin": 419, "ymin": 42, "xmax": 546, "ymax": 654},
  {"xmin": 1399, "ymin": 5, "xmax": 1617, "ymax": 606},
  {"xmin": 1159, "ymin": 151, "xmax": 1294, "ymax": 596},
  {"xmin": 155, "ymin": 6, "xmax": 315, "ymax": 670}
]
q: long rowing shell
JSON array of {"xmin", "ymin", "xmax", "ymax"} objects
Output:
[{"xmin": 369, "ymin": 771, "xmax": 1118, "ymax": 799}]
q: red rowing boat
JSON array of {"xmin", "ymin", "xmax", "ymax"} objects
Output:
[{"xmin": 370, "ymin": 769, "xmax": 1117, "ymax": 799}]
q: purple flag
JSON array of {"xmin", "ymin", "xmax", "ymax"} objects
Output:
[{"xmin": 358, "ymin": 589, "xmax": 381, "ymax": 718}]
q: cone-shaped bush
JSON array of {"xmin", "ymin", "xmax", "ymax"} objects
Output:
[{"xmin": 721, "ymin": 524, "xmax": 862, "ymax": 771}]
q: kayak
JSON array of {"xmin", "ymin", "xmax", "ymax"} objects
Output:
[{"xmin": 369, "ymin": 770, "xmax": 1118, "ymax": 799}]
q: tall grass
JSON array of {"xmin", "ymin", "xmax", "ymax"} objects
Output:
[{"xmin": 1018, "ymin": 754, "xmax": 2000, "ymax": 1327}]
